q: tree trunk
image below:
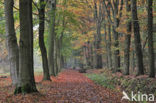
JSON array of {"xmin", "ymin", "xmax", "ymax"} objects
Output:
[
  {"xmin": 124, "ymin": 34, "xmax": 131, "ymax": 75},
  {"xmin": 95, "ymin": 38, "xmax": 103, "ymax": 69},
  {"xmin": 131, "ymin": 0, "xmax": 144, "ymax": 75},
  {"xmin": 124, "ymin": 0, "xmax": 132, "ymax": 75},
  {"xmin": 61, "ymin": 55, "xmax": 64, "ymax": 68},
  {"xmin": 94, "ymin": 1, "xmax": 103, "ymax": 69},
  {"xmin": 113, "ymin": 25, "xmax": 120, "ymax": 72},
  {"xmin": 90, "ymin": 43, "xmax": 94, "ymax": 68},
  {"xmin": 106, "ymin": 6, "xmax": 112, "ymax": 70},
  {"xmin": 147, "ymin": 0, "xmax": 155, "ymax": 78},
  {"xmin": 95, "ymin": 19, "xmax": 103, "ymax": 69},
  {"xmin": 55, "ymin": 39, "xmax": 61, "ymax": 75},
  {"xmin": 131, "ymin": 48, "xmax": 135, "ymax": 72},
  {"xmin": 107, "ymin": 24, "xmax": 112, "ymax": 69},
  {"xmin": 104, "ymin": 24, "xmax": 109, "ymax": 68},
  {"xmin": 48, "ymin": 0, "xmax": 56, "ymax": 76},
  {"xmin": 54, "ymin": 39, "xmax": 58, "ymax": 75},
  {"xmin": 4, "ymin": 0, "xmax": 19, "ymax": 86},
  {"xmin": 39, "ymin": 0, "xmax": 51, "ymax": 81},
  {"xmin": 14, "ymin": 0, "xmax": 38, "ymax": 94},
  {"xmin": 87, "ymin": 42, "xmax": 92, "ymax": 68}
]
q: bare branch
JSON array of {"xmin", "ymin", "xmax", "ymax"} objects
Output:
[{"xmin": 32, "ymin": 0, "xmax": 39, "ymax": 10}]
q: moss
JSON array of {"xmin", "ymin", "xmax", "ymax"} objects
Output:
[
  {"xmin": 14, "ymin": 84, "xmax": 38, "ymax": 94},
  {"xmin": 14, "ymin": 87, "xmax": 22, "ymax": 94}
]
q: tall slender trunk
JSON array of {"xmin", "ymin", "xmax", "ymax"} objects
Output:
[
  {"xmin": 147, "ymin": 0, "xmax": 155, "ymax": 78},
  {"xmin": 60, "ymin": 33, "xmax": 64, "ymax": 69},
  {"xmin": 15, "ymin": 0, "xmax": 38, "ymax": 94},
  {"xmin": 87, "ymin": 42, "xmax": 92, "ymax": 67},
  {"xmin": 104, "ymin": 24, "xmax": 109, "ymax": 68},
  {"xmin": 61, "ymin": 55, "xmax": 64, "ymax": 68},
  {"xmin": 106, "ymin": 5, "xmax": 112, "ymax": 69},
  {"xmin": 124, "ymin": 0, "xmax": 132, "ymax": 75},
  {"xmin": 55, "ymin": 38, "xmax": 61, "ymax": 75},
  {"xmin": 4, "ymin": 0, "xmax": 19, "ymax": 86},
  {"xmin": 48, "ymin": 0, "xmax": 56, "ymax": 76},
  {"xmin": 107, "ymin": 24, "xmax": 112, "ymax": 69},
  {"xmin": 54, "ymin": 39, "xmax": 58, "ymax": 75},
  {"xmin": 94, "ymin": 1, "xmax": 103, "ymax": 69},
  {"xmin": 113, "ymin": 24, "xmax": 120, "ymax": 72},
  {"xmin": 131, "ymin": 48, "xmax": 135, "ymax": 72},
  {"xmin": 39, "ymin": 0, "xmax": 51, "ymax": 80},
  {"xmin": 96, "ymin": 25, "xmax": 103, "ymax": 69},
  {"xmin": 57, "ymin": 39, "xmax": 61, "ymax": 72},
  {"xmin": 90, "ymin": 43, "xmax": 94, "ymax": 68},
  {"xmin": 131, "ymin": 0, "xmax": 144, "ymax": 75}
]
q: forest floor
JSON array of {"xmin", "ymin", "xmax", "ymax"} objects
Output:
[{"xmin": 0, "ymin": 69, "xmax": 129, "ymax": 103}]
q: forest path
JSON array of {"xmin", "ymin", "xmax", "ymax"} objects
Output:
[
  {"xmin": 39, "ymin": 69, "xmax": 126, "ymax": 103},
  {"xmin": 0, "ymin": 69, "xmax": 128, "ymax": 103}
]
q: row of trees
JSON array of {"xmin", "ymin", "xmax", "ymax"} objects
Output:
[
  {"xmin": 5, "ymin": 0, "xmax": 38, "ymax": 93},
  {"xmin": 71, "ymin": 0, "xmax": 155, "ymax": 77},
  {"xmin": 4, "ymin": 0, "xmax": 73, "ymax": 94},
  {"xmin": 1, "ymin": 0, "xmax": 156, "ymax": 94}
]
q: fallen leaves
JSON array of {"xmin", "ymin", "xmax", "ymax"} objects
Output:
[{"xmin": 0, "ymin": 70, "xmax": 128, "ymax": 103}]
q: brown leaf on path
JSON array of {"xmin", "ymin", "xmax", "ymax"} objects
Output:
[{"xmin": 0, "ymin": 70, "xmax": 128, "ymax": 103}]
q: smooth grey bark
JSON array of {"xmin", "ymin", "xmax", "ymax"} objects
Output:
[
  {"xmin": 147, "ymin": 0, "xmax": 155, "ymax": 78},
  {"xmin": 131, "ymin": 0, "xmax": 144, "ymax": 75},
  {"xmin": 90, "ymin": 43, "xmax": 94, "ymax": 68},
  {"xmin": 57, "ymin": 39, "xmax": 61, "ymax": 72},
  {"xmin": 124, "ymin": 0, "xmax": 132, "ymax": 75},
  {"xmin": 94, "ymin": 2, "xmax": 103, "ymax": 69},
  {"xmin": 48, "ymin": 0, "xmax": 56, "ymax": 76},
  {"xmin": 39, "ymin": 0, "xmax": 51, "ymax": 80},
  {"xmin": 14, "ymin": 0, "xmax": 38, "ymax": 94},
  {"xmin": 107, "ymin": 24, "xmax": 112, "ymax": 69},
  {"xmin": 103, "ymin": 24, "xmax": 109, "ymax": 68},
  {"xmin": 113, "ymin": 25, "xmax": 120, "ymax": 72},
  {"xmin": 96, "ymin": 20, "xmax": 103, "ymax": 69},
  {"xmin": 61, "ymin": 55, "xmax": 64, "ymax": 68},
  {"xmin": 102, "ymin": 0, "xmax": 123, "ymax": 72},
  {"xmin": 86, "ymin": 42, "xmax": 92, "ymax": 68},
  {"xmin": 130, "ymin": 46, "xmax": 135, "ymax": 72},
  {"xmin": 4, "ymin": 0, "xmax": 19, "ymax": 86},
  {"xmin": 112, "ymin": 1, "xmax": 122, "ymax": 72},
  {"xmin": 55, "ymin": 39, "xmax": 59, "ymax": 75},
  {"xmin": 106, "ymin": 5, "xmax": 112, "ymax": 69}
]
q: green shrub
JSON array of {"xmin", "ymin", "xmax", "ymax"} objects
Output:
[{"xmin": 86, "ymin": 74, "xmax": 115, "ymax": 89}]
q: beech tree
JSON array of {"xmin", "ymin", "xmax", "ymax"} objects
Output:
[
  {"xmin": 94, "ymin": 0, "xmax": 103, "ymax": 69},
  {"xmin": 48, "ymin": 0, "xmax": 56, "ymax": 76},
  {"xmin": 131, "ymin": 0, "xmax": 144, "ymax": 75},
  {"xmin": 123, "ymin": 0, "xmax": 132, "ymax": 75},
  {"xmin": 39, "ymin": 0, "xmax": 51, "ymax": 80},
  {"xmin": 4, "ymin": 0, "xmax": 19, "ymax": 86},
  {"xmin": 14, "ymin": 0, "xmax": 38, "ymax": 94},
  {"xmin": 147, "ymin": 0, "xmax": 155, "ymax": 78},
  {"xmin": 102, "ymin": 0, "xmax": 123, "ymax": 72}
]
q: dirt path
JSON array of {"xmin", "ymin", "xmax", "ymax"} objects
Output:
[
  {"xmin": 0, "ymin": 69, "xmax": 128, "ymax": 103},
  {"xmin": 40, "ymin": 70, "xmax": 126, "ymax": 103}
]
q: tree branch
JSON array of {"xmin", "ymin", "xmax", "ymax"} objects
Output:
[
  {"xmin": 32, "ymin": 0, "xmax": 39, "ymax": 10},
  {"xmin": 102, "ymin": 0, "xmax": 114, "ymax": 25}
]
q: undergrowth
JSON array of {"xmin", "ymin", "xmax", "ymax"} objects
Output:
[{"xmin": 86, "ymin": 74, "xmax": 115, "ymax": 89}]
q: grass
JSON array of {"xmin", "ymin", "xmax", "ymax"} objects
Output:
[{"xmin": 86, "ymin": 73, "xmax": 115, "ymax": 89}]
